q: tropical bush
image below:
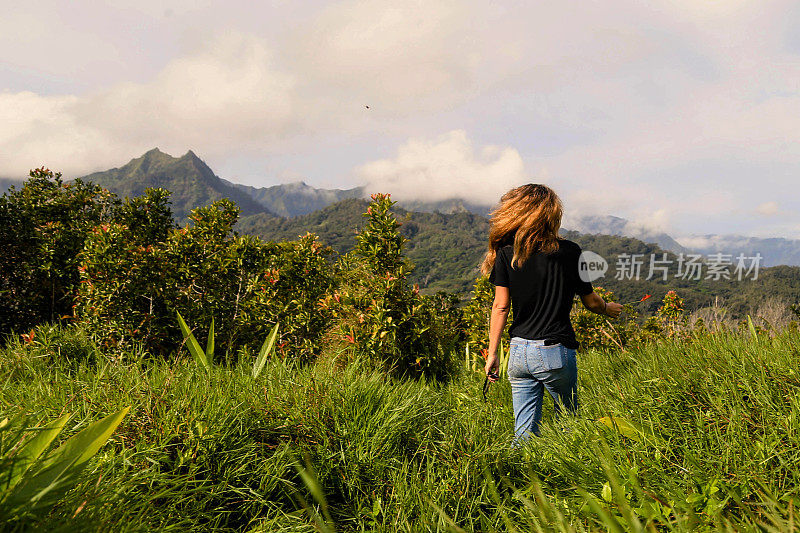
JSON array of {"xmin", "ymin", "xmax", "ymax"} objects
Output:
[
  {"xmin": 462, "ymin": 274, "xmax": 516, "ymax": 359},
  {"xmin": 76, "ymin": 200, "xmax": 336, "ymax": 360}
]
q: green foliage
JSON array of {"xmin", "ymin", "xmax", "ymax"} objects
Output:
[
  {"xmin": 115, "ymin": 187, "xmax": 175, "ymax": 245},
  {"xmin": 355, "ymin": 194, "xmax": 406, "ymax": 275},
  {"xmin": 571, "ymin": 288, "xmax": 709, "ymax": 352},
  {"xmin": 571, "ymin": 287, "xmax": 632, "ymax": 351},
  {"xmin": 332, "ymin": 194, "xmax": 462, "ymax": 380},
  {"xmin": 656, "ymin": 289, "xmax": 688, "ymax": 340},
  {"xmin": 462, "ymin": 275, "xmax": 494, "ymax": 354},
  {"xmin": 0, "ymin": 407, "xmax": 129, "ymax": 529},
  {"xmin": 252, "ymin": 322, "xmax": 279, "ymax": 379},
  {"xmin": 462, "ymin": 274, "xmax": 514, "ymax": 355},
  {"xmin": 240, "ymin": 232, "xmax": 337, "ymax": 360}
]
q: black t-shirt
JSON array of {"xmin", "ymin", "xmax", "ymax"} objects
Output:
[{"xmin": 489, "ymin": 238, "xmax": 593, "ymax": 349}]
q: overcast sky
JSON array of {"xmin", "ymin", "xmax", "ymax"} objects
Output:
[{"xmin": 2, "ymin": 0, "xmax": 799, "ymax": 240}]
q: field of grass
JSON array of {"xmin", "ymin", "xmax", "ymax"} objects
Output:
[{"xmin": 2, "ymin": 324, "xmax": 799, "ymax": 531}]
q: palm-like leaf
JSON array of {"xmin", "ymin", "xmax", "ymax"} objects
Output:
[
  {"xmin": 177, "ymin": 311, "xmax": 209, "ymax": 369},
  {"xmin": 252, "ymin": 323, "xmax": 279, "ymax": 379},
  {"xmin": 2, "ymin": 407, "xmax": 129, "ymax": 513}
]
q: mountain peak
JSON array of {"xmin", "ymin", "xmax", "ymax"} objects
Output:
[
  {"xmin": 139, "ymin": 147, "xmax": 175, "ymax": 164},
  {"xmin": 79, "ymin": 149, "xmax": 273, "ymax": 221},
  {"xmin": 179, "ymin": 150, "xmax": 214, "ymax": 177}
]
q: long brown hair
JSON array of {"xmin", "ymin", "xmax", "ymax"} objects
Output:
[{"xmin": 480, "ymin": 184, "xmax": 563, "ymax": 275}]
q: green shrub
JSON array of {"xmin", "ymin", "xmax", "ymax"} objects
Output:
[
  {"xmin": 0, "ymin": 169, "xmax": 120, "ymax": 337},
  {"xmin": 462, "ymin": 274, "xmax": 515, "ymax": 357},
  {"xmin": 240, "ymin": 232, "xmax": 337, "ymax": 360},
  {"xmin": 571, "ymin": 287, "xmax": 635, "ymax": 351}
]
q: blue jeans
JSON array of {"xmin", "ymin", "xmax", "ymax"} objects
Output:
[{"xmin": 507, "ymin": 337, "xmax": 578, "ymax": 445}]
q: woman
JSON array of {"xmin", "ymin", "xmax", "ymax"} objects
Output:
[{"xmin": 482, "ymin": 184, "xmax": 623, "ymax": 445}]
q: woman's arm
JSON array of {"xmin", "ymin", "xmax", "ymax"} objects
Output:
[
  {"xmin": 580, "ymin": 291, "xmax": 623, "ymax": 318},
  {"xmin": 485, "ymin": 285, "xmax": 510, "ymax": 382}
]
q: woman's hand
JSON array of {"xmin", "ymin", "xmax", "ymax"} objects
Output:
[
  {"xmin": 581, "ymin": 292, "xmax": 623, "ymax": 319},
  {"xmin": 484, "ymin": 351, "xmax": 499, "ymax": 382},
  {"xmin": 605, "ymin": 302, "xmax": 623, "ymax": 319}
]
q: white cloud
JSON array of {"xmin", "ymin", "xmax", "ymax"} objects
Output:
[
  {"xmin": 292, "ymin": 0, "xmax": 479, "ymax": 113},
  {"xmin": 0, "ymin": 32, "xmax": 297, "ymax": 177},
  {"xmin": 356, "ymin": 130, "xmax": 528, "ymax": 203}
]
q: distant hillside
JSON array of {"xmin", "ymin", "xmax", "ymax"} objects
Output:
[
  {"xmin": 238, "ymin": 198, "xmax": 370, "ymax": 252},
  {"xmin": 565, "ymin": 214, "xmax": 688, "ymax": 255},
  {"xmin": 0, "ymin": 178, "xmax": 23, "ymax": 195},
  {"xmin": 239, "ymin": 199, "xmax": 800, "ymax": 315},
  {"xmin": 224, "ymin": 179, "xmax": 363, "ymax": 217},
  {"xmin": 80, "ymin": 149, "xmax": 272, "ymax": 222},
  {"xmin": 397, "ymin": 198, "xmax": 493, "ymax": 216},
  {"xmin": 238, "ymin": 198, "xmax": 488, "ymax": 294},
  {"xmin": 677, "ymin": 234, "xmax": 800, "ymax": 268}
]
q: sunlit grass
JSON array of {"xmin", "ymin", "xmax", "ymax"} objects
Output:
[{"xmin": 1, "ymin": 324, "xmax": 799, "ymax": 531}]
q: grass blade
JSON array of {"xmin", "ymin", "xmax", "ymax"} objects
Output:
[
  {"xmin": 206, "ymin": 317, "xmax": 215, "ymax": 364},
  {"xmin": 597, "ymin": 416, "xmax": 643, "ymax": 442},
  {"xmin": 177, "ymin": 311, "xmax": 209, "ymax": 369},
  {"xmin": 252, "ymin": 323, "xmax": 279, "ymax": 379},
  {"xmin": 747, "ymin": 315, "xmax": 758, "ymax": 340}
]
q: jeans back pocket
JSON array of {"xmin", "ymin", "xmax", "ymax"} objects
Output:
[
  {"xmin": 537, "ymin": 344, "xmax": 565, "ymax": 372},
  {"xmin": 507, "ymin": 343, "xmax": 527, "ymax": 378}
]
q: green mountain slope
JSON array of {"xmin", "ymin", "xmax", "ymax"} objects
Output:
[
  {"xmin": 80, "ymin": 149, "xmax": 272, "ymax": 222},
  {"xmin": 238, "ymin": 199, "xmax": 800, "ymax": 315}
]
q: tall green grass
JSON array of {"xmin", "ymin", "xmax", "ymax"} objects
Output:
[{"xmin": 1, "ymin": 324, "xmax": 798, "ymax": 531}]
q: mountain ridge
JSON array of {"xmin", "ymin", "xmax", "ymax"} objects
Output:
[
  {"xmin": 222, "ymin": 178, "xmax": 364, "ymax": 217},
  {"xmin": 80, "ymin": 148, "xmax": 273, "ymax": 221}
]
